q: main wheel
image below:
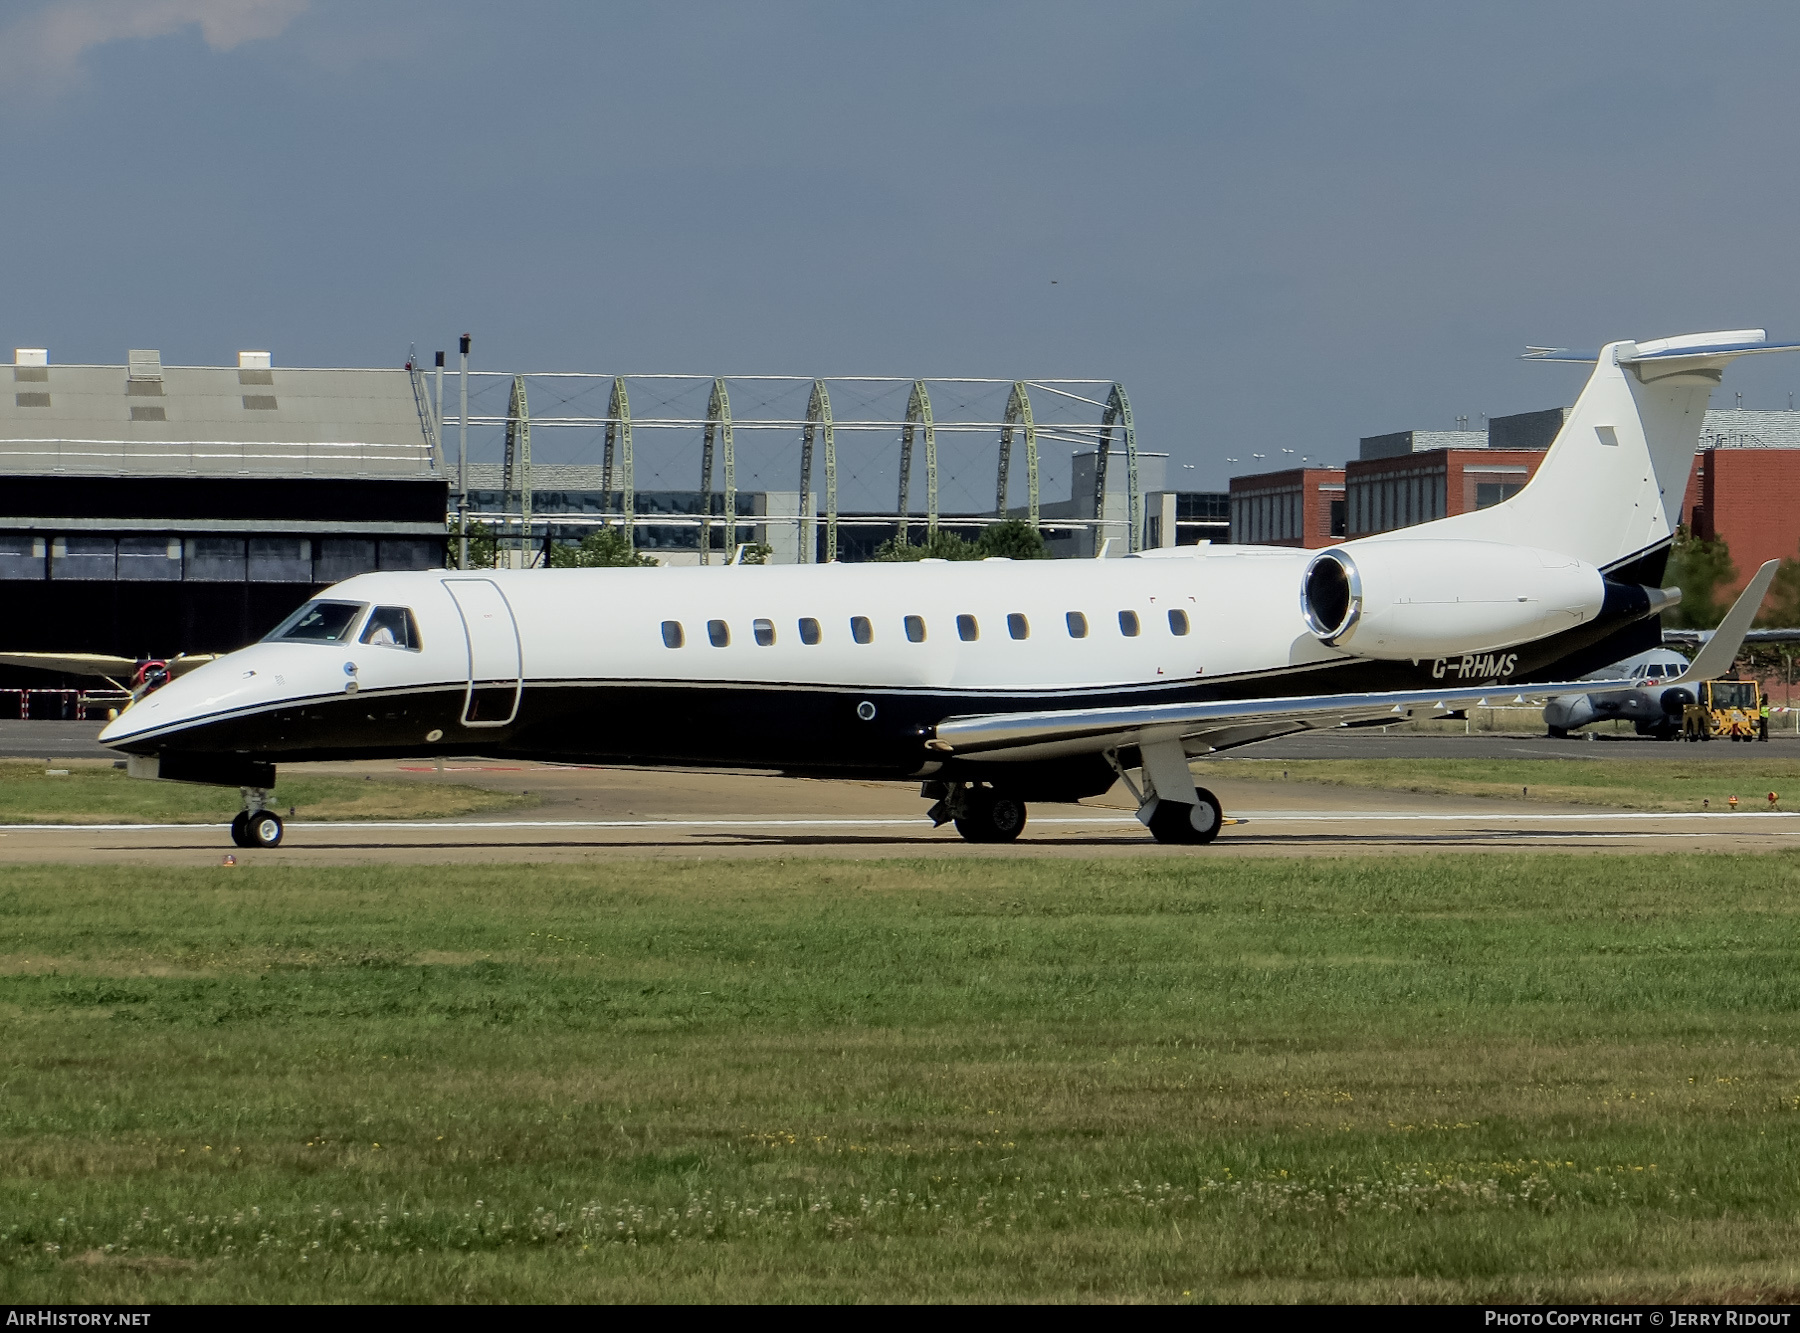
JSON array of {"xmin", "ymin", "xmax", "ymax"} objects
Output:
[
  {"xmin": 1146, "ymin": 787, "xmax": 1224, "ymax": 845},
  {"xmin": 952, "ymin": 790, "xmax": 1026, "ymax": 843},
  {"xmin": 229, "ymin": 812, "xmax": 252, "ymax": 847},
  {"xmin": 1547, "ymin": 725, "xmax": 1568, "ymax": 739},
  {"xmin": 245, "ymin": 811, "xmax": 284, "ymax": 848}
]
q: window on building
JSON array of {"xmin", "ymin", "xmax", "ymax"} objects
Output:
[
  {"xmin": 1475, "ymin": 481, "xmax": 1524, "ymax": 509},
  {"xmin": 0, "ymin": 536, "xmax": 44, "ymax": 581},
  {"xmin": 1330, "ymin": 499, "xmax": 1346, "ymax": 537},
  {"xmin": 1007, "ymin": 613, "xmax": 1029, "ymax": 640},
  {"xmin": 1168, "ymin": 609, "xmax": 1190, "ymax": 636},
  {"xmin": 956, "ymin": 614, "xmax": 978, "ymax": 642},
  {"xmin": 379, "ymin": 539, "xmax": 441, "ymax": 571},
  {"xmin": 707, "ymin": 619, "xmax": 730, "ymax": 647},
  {"xmin": 248, "ymin": 538, "xmax": 313, "ymax": 583},
  {"xmin": 904, "ymin": 615, "xmax": 926, "ymax": 643},
  {"xmin": 315, "ymin": 538, "xmax": 377, "ymax": 584},
  {"xmin": 851, "ymin": 616, "xmax": 874, "ymax": 644},
  {"xmin": 661, "ymin": 621, "xmax": 684, "ymax": 648},
  {"xmin": 799, "ymin": 617, "xmax": 822, "ymax": 645},
  {"xmin": 360, "ymin": 606, "xmax": 421, "ymax": 650},
  {"xmin": 1066, "ymin": 611, "xmax": 1088, "ymax": 638},
  {"xmin": 269, "ymin": 600, "xmax": 366, "ymax": 643},
  {"xmin": 50, "ymin": 536, "xmax": 116, "ymax": 581},
  {"xmin": 1119, "ymin": 610, "xmax": 1141, "ymax": 637},
  {"xmin": 754, "ymin": 618, "xmax": 776, "ymax": 646},
  {"xmin": 117, "ymin": 536, "xmax": 181, "ymax": 582}
]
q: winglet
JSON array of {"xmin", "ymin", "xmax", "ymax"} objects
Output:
[{"xmin": 1675, "ymin": 560, "xmax": 1780, "ymax": 685}]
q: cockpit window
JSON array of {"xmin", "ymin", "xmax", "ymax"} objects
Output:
[
  {"xmin": 360, "ymin": 606, "xmax": 421, "ymax": 650},
  {"xmin": 267, "ymin": 600, "xmax": 366, "ymax": 643},
  {"xmin": 1647, "ymin": 663, "xmax": 1666, "ymax": 677}
]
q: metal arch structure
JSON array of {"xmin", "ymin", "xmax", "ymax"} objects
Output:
[
  {"xmin": 603, "ymin": 376, "xmax": 635, "ymax": 552},
  {"xmin": 1096, "ymin": 381, "xmax": 1140, "ymax": 553},
  {"xmin": 500, "ymin": 374, "xmax": 532, "ymax": 562},
  {"xmin": 700, "ymin": 377, "xmax": 735, "ymax": 564},
  {"xmin": 454, "ymin": 374, "xmax": 1137, "ymax": 558},
  {"xmin": 800, "ymin": 379, "xmax": 838, "ymax": 563},
  {"xmin": 898, "ymin": 379, "xmax": 938, "ymax": 544},
  {"xmin": 997, "ymin": 381, "xmax": 1039, "ymax": 528}
]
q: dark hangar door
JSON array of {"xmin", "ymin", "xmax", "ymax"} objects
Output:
[{"xmin": 445, "ymin": 579, "xmax": 522, "ymax": 726}]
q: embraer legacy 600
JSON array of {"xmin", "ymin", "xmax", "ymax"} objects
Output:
[{"xmin": 101, "ymin": 331, "xmax": 1788, "ymax": 849}]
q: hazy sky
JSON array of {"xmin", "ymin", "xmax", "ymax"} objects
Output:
[{"xmin": 5, "ymin": 0, "xmax": 1800, "ymax": 494}]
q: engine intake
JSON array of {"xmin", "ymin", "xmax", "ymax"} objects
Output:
[{"xmin": 1300, "ymin": 539, "xmax": 1613, "ymax": 660}]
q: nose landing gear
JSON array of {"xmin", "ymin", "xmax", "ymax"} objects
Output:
[{"xmin": 230, "ymin": 787, "xmax": 284, "ymax": 848}]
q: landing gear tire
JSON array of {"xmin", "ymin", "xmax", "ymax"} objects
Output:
[
  {"xmin": 1146, "ymin": 787, "xmax": 1224, "ymax": 845},
  {"xmin": 245, "ymin": 811, "xmax": 284, "ymax": 848},
  {"xmin": 229, "ymin": 812, "xmax": 251, "ymax": 847},
  {"xmin": 952, "ymin": 790, "xmax": 1027, "ymax": 843},
  {"xmin": 1547, "ymin": 726, "xmax": 1568, "ymax": 739}
]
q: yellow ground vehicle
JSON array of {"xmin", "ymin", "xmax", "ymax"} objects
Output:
[{"xmin": 1681, "ymin": 679, "xmax": 1768, "ymax": 742}]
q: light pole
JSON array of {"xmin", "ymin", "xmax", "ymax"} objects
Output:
[{"xmin": 458, "ymin": 333, "xmax": 470, "ymax": 570}]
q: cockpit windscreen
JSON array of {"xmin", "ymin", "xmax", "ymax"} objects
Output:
[{"xmin": 267, "ymin": 600, "xmax": 367, "ymax": 644}]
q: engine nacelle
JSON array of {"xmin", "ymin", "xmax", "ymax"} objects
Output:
[{"xmin": 1300, "ymin": 539, "xmax": 1607, "ymax": 660}]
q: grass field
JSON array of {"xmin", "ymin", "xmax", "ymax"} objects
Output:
[
  {"xmin": 4, "ymin": 854, "xmax": 1800, "ymax": 1303},
  {"xmin": 0, "ymin": 761, "xmax": 529, "ymax": 824},
  {"xmin": 1204, "ymin": 756, "xmax": 1800, "ymax": 812}
]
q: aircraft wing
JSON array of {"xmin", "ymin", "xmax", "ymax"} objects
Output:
[
  {"xmin": 0, "ymin": 652, "xmax": 218, "ymax": 683},
  {"xmin": 932, "ymin": 561, "xmax": 1778, "ymax": 761},
  {"xmin": 0, "ymin": 652, "xmax": 143, "ymax": 679}
]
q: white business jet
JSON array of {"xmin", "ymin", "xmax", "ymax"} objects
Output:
[{"xmin": 101, "ymin": 331, "xmax": 1788, "ymax": 849}]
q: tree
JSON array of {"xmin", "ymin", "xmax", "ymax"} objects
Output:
[
  {"xmin": 548, "ymin": 527, "xmax": 659, "ymax": 568},
  {"xmin": 1756, "ymin": 555, "xmax": 1800, "ymax": 628},
  {"xmin": 974, "ymin": 519, "xmax": 1049, "ymax": 560},
  {"xmin": 871, "ymin": 520, "xmax": 1048, "ymax": 563},
  {"xmin": 1662, "ymin": 526, "xmax": 1736, "ymax": 629},
  {"xmin": 448, "ymin": 521, "xmax": 496, "ymax": 569}
]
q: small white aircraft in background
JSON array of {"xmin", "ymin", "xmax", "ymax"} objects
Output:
[
  {"xmin": 99, "ymin": 329, "xmax": 1787, "ymax": 849},
  {"xmin": 0, "ymin": 652, "xmax": 218, "ymax": 701}
]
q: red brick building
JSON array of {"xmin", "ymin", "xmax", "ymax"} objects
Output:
[
  {"xmin": 1228, "ymin": 467, "xmax": 1345, "ymax": 548},
  {"xmin": 1689, "ymin": 446, "xmax": 1800, "ymax": 596},
  {"xmin": 1344, "ymin": 449, "xmax": 1548, "ymax": 537}
]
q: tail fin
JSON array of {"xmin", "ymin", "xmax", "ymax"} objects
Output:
[{"xmin": 1425, "ymin": 330, "xmax": 1800, "ymax": 571}]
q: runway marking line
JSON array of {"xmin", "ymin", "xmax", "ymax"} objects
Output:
[{"xmin": 2, "ymin": 811, "xmax": 1799, "ymax": 832}]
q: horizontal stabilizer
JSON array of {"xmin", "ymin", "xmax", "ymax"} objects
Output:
[{"xmin": 1524, "ymin": 330, "xmax": 1800, "ymax": 365}]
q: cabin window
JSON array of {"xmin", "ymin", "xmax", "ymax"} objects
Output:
[
  {"xmin": 753, "ymin": 618, "xmax": 776, "ymax": 646},
  {"xmin": 904, "ymin": 615, "xmax": 926, "ymax": 643},
  {"xmin": 1118, "ymin": 610, "xmax": 1140, "ymax": 637},
  {"xmin": 268, "ymin": 599, "xmax": 366, "ymax": 644},
  {"xmin": 661, "ymin": 620, "xmax": 685, "ymax": 649},
  {"xmin": 708, "ymin": 619, "xmax": 730, "ymax": 647},
  {"xmin": 956, "ymin": 614, "xmax": 979, "ymax": 642},
  {"xmin": 1066, "ymin": 611, "xmax": 1088, "ymax": 639},
  {"xmin": 1168, "ymin": 609, "xmax": 1190, "ymax": 636},
  {"xmin": 851, "ymin": 616, "xmax": 874, "ymax": 645},
  {"xmin": 799, "ymin": 617, "xmax": 822, "ymax": 645},
  {"xmin": 1007, "ymin": 613, "xmax": 1029, "ymax": 640},
  {"xmin": 360, "ymin": 606, "xmax": 421, "ymax": 650}
]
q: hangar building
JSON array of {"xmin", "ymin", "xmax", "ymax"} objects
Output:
[{"xmin": 0, "ymin": 348, "xmax": 446, "ymax": 669}]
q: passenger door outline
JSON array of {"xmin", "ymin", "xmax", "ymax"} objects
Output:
[{"xmin": 445, "ymin": 578, "xmax": 522, "ymax": 727}]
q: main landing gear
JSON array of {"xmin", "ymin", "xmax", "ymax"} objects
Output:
[
  {"xmin": 1108, "ymin": 740, "xmax": 1231, "ymax": 845},
  {"xmin": 923, "ymin": 741, "xmax": 1240, "ymax": 846},
  {"xmin": 924, "ymin": 782, "xmax": 1028, "ymax": 843},
  {"xmin": 229, "ymin": 787, "xmax": 284, "ymax": 849}
]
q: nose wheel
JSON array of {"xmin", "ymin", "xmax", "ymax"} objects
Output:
[{"xmin": 230, "ymin": 788, "xmax": 284, "ymax": 848}]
